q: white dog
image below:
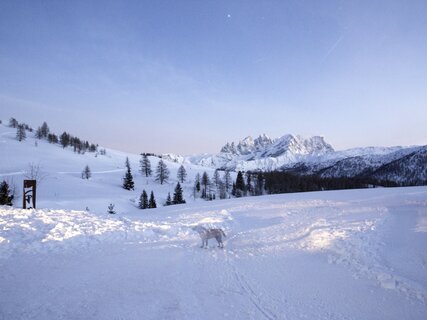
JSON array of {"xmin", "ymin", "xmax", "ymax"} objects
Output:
[{"xmin": 192, "ymin": 225, "xmax": 226, "ymax": 248}]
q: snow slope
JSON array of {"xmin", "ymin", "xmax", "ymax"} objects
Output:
[
  {"xmin": 1, "ymin": 187, "xmax": 427, "ymax": 319},
  {"xmin": 0, "ymin": 124, "xmax": 219, "ymax": 213}
]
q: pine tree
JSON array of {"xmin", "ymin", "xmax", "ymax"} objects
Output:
[
  {"xmin": 195, "ymin": 173, "xmax": 201, "ymax": 192},
  {"xmin": 47, "ymin": 133, "xmax": 58, "ymax": 144},
  {"xmin": 165, "ymin": 192, "xmax": 172, "ymax": 206},
  {"xmin": 224, "ymin": 170, "xmax": 232, "ymax": 192},
  {"xmin": 8, "ymin": 118, "xmax": 18, "ymax": 128},
  {"xmin": 82, "ymin": 165, "xmax": 91, "ymax": 179},
  {"xmin": 177, "ymin": 165, "xmax": 187, "ymax": 183},
  {"xmin": 173, "ymin": 182, "xmax": 186, "ymax": 204},
  {"xmin": 218, "ymin": 180, "xmax": 227, "ymax": 199},
  {"xmin": 0, "ymin": 181, "xmax": 14, "ymax": 205},
  {"xmin": 139, "ymin": 190, "xmax": 149, "ymax": 209},
  {"xmin": 148, "ymin": 191, "xmax": 157, "ymax": 208},
  {"xmin": 246, "ymin": 172, "xmax": 253, "ymax": 196},
  {"xmin": 235, "ymin": 171, "xmax": 246, "ymax": 197},
  {"xmin": 255, "ymin": 172, "xmax": 264, "ymax": 196},
  {"xmin": 155, "ymin": 160, "xmax": 169, "ymax": 184},
  {"xmin": 139, "ymin": 154, "xmax": 152, "ymax": 177},
  {"xmin": 40, "ymin": 122, "xmax": 50, "ymax": 138},
  {"xmin": 16, "ymin": 124, "xmax": 26, "ymax": 141},
  {"xmin": 201, "ymin": 171, "xmax": 211, "ymax": 199},
  {"xmin": 60, "ymin": 132, "xmax": 70, "ymax": 148},
  {"xmin": 122, "ymin": 157, "xmax": 135, "ymax": 190},
  {"xmin": 213, "ymin": 169, "xmax": 221, "ymax": 188},
  {"xmin": 35, "ymin": 127, "xmax": 43, "ymax": 139}
]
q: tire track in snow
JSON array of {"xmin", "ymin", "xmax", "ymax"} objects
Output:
[{"xmin": 224, "ymin": 231, "xmax": 279, "ymax": 320}]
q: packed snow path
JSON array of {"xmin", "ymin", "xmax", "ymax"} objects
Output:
[{"xmin": 1, "ymin": 187, "xmax": 427, "ymax": 319}]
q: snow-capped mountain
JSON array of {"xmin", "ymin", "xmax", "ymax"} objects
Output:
[
  {"xmin": 175, "ymin": 133, "xmax": 427, "ymax": 185},
  {"xmin": 183, "ymin": 134, "xmax": 336, "ymax": 171}
]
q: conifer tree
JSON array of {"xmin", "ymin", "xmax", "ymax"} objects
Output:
[
  {"xmin": 16, "ymin": 124, "xmax": 26, "ymax": 141},
  {"xmin": 224, "ymin": 170, "xmax": 232, "ymax": 192},
  {"xmin": 40, "ymin": 122, "xmax": 50, "ymax": 138},
  {"xmin": 122, "ymin": 157, "xmax": 135, "ymax": 190},
  {"xmin": 60, "ymin": 132, "xmax": 70, "ymax": 148},
  {"xmin": 149, "ymin": 191, "xmax": 157, "ymax": 208},
  {"xmin": 0, "ymin": 181, "xmax": 13, "ymax": 206},
  {"xmin": 235, "ymin": 171, "xmax": 246, "ymax": 197},
  {"xmin": 195, "ymin": 173, "xmax": 201, "ymax": 192},
  {"xmin": 213, "ymin": 169, "xmax": 221, "ymax": 188},
  {"xmin": 246, "ymin": 172, "xmax": 253, "ymax": 196},
  {"xmin": 35, "ymin": 127, "xmax": 43, "ymax": 139},
  {"xmin": 47, "ymin": 133, "xmax": 58, "ymax": 144},
  {"xmin": 82, "ymin": 165, "xmax": 91, "ymax": 179},
  {"xmin": 231, "ymin": 182, "xmax": 237, "ymax": 197},
  {"xmin": 155, "ymin": 159, "xmax": 169, "ymax": 184},
  {"xmin": 218, "ymin": 180, "xmax": 227, "ymax": 199},
  {"xmin": 139, "ymin": 154, "xmax": 152, "ymax": 177},
  {"xmin": 177, "ymin": 165, "xmax": 187, "ymax": 183},
  {"xmin": 139, "ymin": 190, "xmax": 149, "ymax": 209},
  {"xmin": 165, "ymin": 192, "xmax": 172, "ymax": 206},
  {"xmin": 9, "ymin": 118, "xmax": 18, "ymax": 128},
  {"xmin": 255, "ymin": 172, "xmax": 264, "ymax": 196},
  {"xmin": 173, "ymin": 182, "xmax": 186, "ymax": 204},
  {"xmin": 201, "ymin": 171, "xmax": 211, "ymax": 199}
]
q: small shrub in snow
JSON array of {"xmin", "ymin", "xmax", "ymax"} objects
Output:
[
  {"xmin": 165, "ymin": 192, "xmax": 172, "ymax": 206},
  {"xmin": 82, "ymin": 165, "xmax": 91, "ymax": 179},
  {"xmin": 107, "ymin": 203, "xmax": 116, "ymax": 214},
  {"xmin": 0, "ymin": 180, "xmax": 14, "ymax": 206}
]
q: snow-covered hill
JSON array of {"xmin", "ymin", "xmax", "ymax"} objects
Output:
[{"xmin": 0, "ymin": 124, "xmax": 220, "ymax": 213}]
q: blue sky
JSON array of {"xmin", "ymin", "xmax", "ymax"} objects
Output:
[{"xmin": 1, "ymin": 0, "xmax": 426, "ymax": 154}]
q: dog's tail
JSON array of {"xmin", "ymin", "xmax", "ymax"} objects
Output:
[{"xmin": 220, "ymin": 229, "xmax": 226, "ymax": 238}]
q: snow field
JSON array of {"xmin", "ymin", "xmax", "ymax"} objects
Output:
[{"xmin": 1, "ymin": 187, "xmax": 427, "ymax": 319}]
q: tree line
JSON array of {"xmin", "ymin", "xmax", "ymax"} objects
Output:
[{"xmin": 8, "ymin": 117, "xmax": 106, "ymax": 155}]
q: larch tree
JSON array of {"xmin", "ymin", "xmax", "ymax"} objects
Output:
[
  {"xmin": 177, "ymin": 165, "xmax": 187, "ymax": 183},
  {"xmin": 155, "ymin": 159, "xmax": 169, "ymax": 185},
  {"xmin": 139, "ymin": 154, "xmax": 152, "ymax": 177},
  {"xmin": 16, "ymin": 124, "xmax": 26, "ymax": 141}
]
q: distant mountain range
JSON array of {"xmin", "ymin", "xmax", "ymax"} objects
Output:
[{"xmin": 162, "ymin": 134, "xmax": 427, "ymax": 186}]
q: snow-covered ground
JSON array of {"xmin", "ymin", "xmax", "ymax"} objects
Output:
[
  {"xmin": 1, "ymin": 187, "xmax": 427, "ymax": 319},
  {"xmin": 1, "ymin": 124, "xmax": 427, "ymax": 319}
]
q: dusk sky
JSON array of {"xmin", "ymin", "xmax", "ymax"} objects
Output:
[{"xmin": 1, "ymin": 0, "xmax": 426, "ymax": 154}]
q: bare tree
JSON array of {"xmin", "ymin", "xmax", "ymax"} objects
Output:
[{"xmin": 24, "ymin": 162, "xmax": 48, "ymax": 185}]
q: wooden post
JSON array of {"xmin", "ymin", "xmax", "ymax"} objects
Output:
[{"xmin": 23, "ymin": 180, "xmax": 36, "ymax": 209}]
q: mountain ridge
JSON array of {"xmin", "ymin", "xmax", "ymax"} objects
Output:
[{"xmin": 162, "ymin": 133, "xmax": 426, "ymax": 186}]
